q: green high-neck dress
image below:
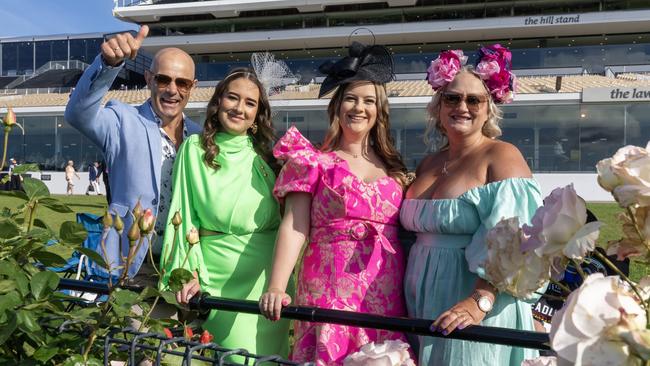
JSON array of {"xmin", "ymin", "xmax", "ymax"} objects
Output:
[{"xmin": 159, "ymin": 132, "xmax": 291, "ymax": 357}]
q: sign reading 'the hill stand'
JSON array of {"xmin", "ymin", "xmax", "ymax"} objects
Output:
[{"xmin": 583, "ymin": 87, "xmax": 650, "ymax": 102}]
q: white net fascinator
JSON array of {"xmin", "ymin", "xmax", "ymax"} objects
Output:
[{"xmin": 251, "ymin": 52, "xmax": 299, "ymax": 97}]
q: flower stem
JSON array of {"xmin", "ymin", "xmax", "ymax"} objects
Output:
[
  {"xmin": 571, "ymin": 259, "xmax": 587, "ymax": 280},
  {"xmin": 593, "ymin": 250, "xmax": 650, "ymax": 327},
  {"xmin": 138, "ymin": 296, "xmax": 160, "ymax": 332},
  {"xmin": 27, "ymin": 201, "xmax": 38, "ymax": 232},
  {"xmin": 180, "ymin": 243, "xmax": 194, "ymax": 270},
  {"xmin": 626, "ymin": 206, "xmax": 650, "ymax": 250},
  {"xmin": 549, "ymin": 278, "xmax": 572, "ymax": 295},
  {"xmin": 0, "ymin": 130, "xmax": 8, "ymax": 172},
  {"xmin": 147, "ymin": 232, "xmax": 161, "ymax": 277}
]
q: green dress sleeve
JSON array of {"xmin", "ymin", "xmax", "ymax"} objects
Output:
[
  {"xmin": 461, "ymin": 177, "xmax": 543, "ymax": 280},
  {"xmin": 158, "ymin": 135, "xmax": 209, "ymax": 291}
]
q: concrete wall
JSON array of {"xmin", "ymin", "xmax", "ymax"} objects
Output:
[{"xmin": 27, "ymin": 171, "xmax": 107, "ymax": 196}]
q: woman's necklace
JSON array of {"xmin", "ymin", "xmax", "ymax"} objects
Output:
[
  {"xmin": 338, "ymin": 149, "xmax": 360, "ymax": 159},
  {"xmin": 441, "ymin": 135, "xmax": 485, "ymax": 176}
]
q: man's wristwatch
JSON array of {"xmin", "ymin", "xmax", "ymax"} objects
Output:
[{"xmin": 471, "ymin": 291, "xmax": 494, "ymax": 313}]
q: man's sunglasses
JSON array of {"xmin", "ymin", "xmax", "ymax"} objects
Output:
[
  {"xmin": 152, "ymin": 73, "xmax": 194, "ymax": 92},
  {"xmin": 441, "ymin": 92, "xmax": 489, "ymax": 108}
]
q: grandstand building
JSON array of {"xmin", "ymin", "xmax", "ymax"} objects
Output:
[{"xmin": 2, "ymin": 0, "xmax": 650, "ymax": 199}]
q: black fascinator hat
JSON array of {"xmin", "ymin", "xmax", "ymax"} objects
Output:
[{"xmin": 318, "ymin": 42, "xmax": 395, "ymax": 98}]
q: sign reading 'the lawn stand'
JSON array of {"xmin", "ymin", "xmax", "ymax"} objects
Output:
[{"xmin": 583, "ymin": 87, "xmax": 650, "ymax": 102}]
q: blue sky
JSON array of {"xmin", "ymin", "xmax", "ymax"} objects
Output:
[{"xmin": 0, "ymin": 0, "xmax": 136, "ymax": 38}]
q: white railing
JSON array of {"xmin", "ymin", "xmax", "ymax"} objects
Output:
[{"xmin": 114, "ymin": 0, "xmax": 154, "ymax": 7}]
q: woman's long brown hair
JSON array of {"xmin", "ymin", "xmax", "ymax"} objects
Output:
[
  {"xmin": 321, "ymin": 81, "xmax": 408, "ymax": 187},
  {"xmin": 200, "ymin": 67, "xmax": 278, "ymax": 172}
]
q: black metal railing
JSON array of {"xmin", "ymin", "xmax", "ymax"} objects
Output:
[{"xmin": 58, "ymin": 278, "xmax": 550, "ymax": 352}]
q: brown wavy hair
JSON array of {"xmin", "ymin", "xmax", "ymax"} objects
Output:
[
  {"xmin": 201, "ymin": 67, "xmax": 277, "ymax": 172},
  {"xmin": 321, "ymin": 81, "xmax": 408, "ymax": 187}
]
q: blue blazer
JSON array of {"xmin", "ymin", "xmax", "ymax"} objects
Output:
[{"xmin": 65, "ymin": 55, "xmax": 202, "ymax": 278}]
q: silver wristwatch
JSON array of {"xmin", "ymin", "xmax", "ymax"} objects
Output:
[{"xmin": 471, "ymin": 291, "xmax": 494, "ymax": 313}]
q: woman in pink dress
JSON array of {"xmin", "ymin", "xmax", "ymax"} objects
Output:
[{"xmin": 259, "ymin": 42, "xmax": 412, "ymax": 365}]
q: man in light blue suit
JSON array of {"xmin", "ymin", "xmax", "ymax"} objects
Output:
[{"xmin": 65, "ymin": 26, "xmax": 202, "ymax": 282}]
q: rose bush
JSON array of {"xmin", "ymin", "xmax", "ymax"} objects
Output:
[
  {"xmin": 344, "ymin": 340, "xmax": 415, "ymax": 366},
  {"xmin": 484, "ymin": 217, "xmax": 550, "ymax": 299},
  {"xmin": 522, "ymin": 184, "xmax": 601, "ymax": 262},
  {"xmin": 549, "ymin": 274, "xmax": 645, "ymax": 365}
]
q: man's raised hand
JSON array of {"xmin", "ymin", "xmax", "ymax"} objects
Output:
[{"xmin": 101, "ymin": 25, "xmax": 149, "ymax": 66}]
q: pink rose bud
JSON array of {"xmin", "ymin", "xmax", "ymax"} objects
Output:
[
  {"xmin": 138, "ymin": 208, "xmax": 155, "ymax": 234},
  {"xmin": 113, "ymin": 213, "xmax": 124, "ymax": 234},
  {"xmin": 132, "ymin": 200, "xmax": 143, "ymax": 220},
  {"xmin": 186, "ymin": 227, "xmax": 200, "ymax": 246},
  {"xmin": 3, "ymin": 107, "xmax": 16, "ymax": 127},
  {"xmin": 102, "ymin": 209, "xmax": 114, "ymax": 229},
  {"xmin": 172, "ymin": 210, "xmax": 182, "ymax": 227}
]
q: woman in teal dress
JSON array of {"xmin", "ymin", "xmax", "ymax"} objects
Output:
[
  {"xmin": 401, "ymin": 45, "xmax": 542, "ymax": 365},
  {"xmin": 159, "ymin": 68, "xmax": 292, "ymax": 357}
]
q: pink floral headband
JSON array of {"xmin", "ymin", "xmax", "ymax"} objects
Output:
[{"xmin": 426, "ymin": 44, "xmax": 517, "ymax": 104}]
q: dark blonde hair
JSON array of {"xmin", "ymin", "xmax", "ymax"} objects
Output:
[
  {"xmin": 201, "ymin": 67, "xmax": 277, "ymax": 171},
  {"xmin": 424, "ymin": 67, "xmax": 503, "ymax": 151},
  {"xmin": 322, "ymin": 81, "xmax": 408, "ymax": 187}
]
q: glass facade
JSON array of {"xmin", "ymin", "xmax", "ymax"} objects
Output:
[
  {"xmin": 2, "ymin": 101, "xmax": 649, "ymax": 172},
  {"xmin": 190, "ymin": 36, "xmax": 650, "ymax": 82}
]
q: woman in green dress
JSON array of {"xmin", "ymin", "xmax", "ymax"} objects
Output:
[{"xmin": 159, "ymin": 68, "xmax": 292, "ymax": 357}]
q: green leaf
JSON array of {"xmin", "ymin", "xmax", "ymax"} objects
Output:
[
  {"xmin": 0, "ymin": 312, "xmax": 17, "ymax": 344},
  {"xmin": 32, "ymin": 218, "xmax": 52, "ymax": 231},
  {"xmin": 62, "ymin": 354, "xmax": 84, "ymax": 366},
  {"xmin": 39, "ymin": 197, "xmax": 73, "ymax": 213},
  {"xmin": 0, "ymin": 291, "xmax": 21, "ymax": 313},
  {"xmin": 0, "ymin": 280, "xmax": 16, "ymax": 294},
  {"xmin": 11, "ymin": 163, "xmax": 39, "ymax": 175},
  {"xmin": 77, "ymin": 247, "xmax": 107, "ymax": 270},
  {"xmin": 168, "ymin": 268, "xmax": 194, "ymax": 293},
  {"xmin": 32, "ymin": 346, "xmax": 58, "ymax": 363},
  {"xmin": 26, "ymin": 227, "xmax": 52, "ymax": 242},
  {"xmin": 30, "ymin": 271, "xmax": 59, "ymax": 300},
  {"xmin": 22, "ymin": 177, "xmax": 50, "ymax": 200},
  {"xmin": 138, "ymin": 286, "xmax": 161, "ymax": 301},
  {"xmin": 14, "ymin": 271, "xmax": 29, "ymax": 297},
  {"xmin": 17, "ymin": 309, "xmax": 40, "ymax": 332},
  {"xmin": 159, "ymin": 290, "xmax": 180, "ymax": 308},
  {"xmin": 112, "ymin": 288, "xmax": 140, "ymax": 308},
  {"xmin": 32, "ymin": 250, "xmax": 68, "ymax": 267},
  {"xmin": 0, "ymin": 219, "xmax": 21, "ymax": 239},
  {"xmin": 0, "ymin": 190, "xmax": 29, "ymax": 200},
  {"xmin": 59, "ymin": 221, "xmax": 87, "ymax": 245}
]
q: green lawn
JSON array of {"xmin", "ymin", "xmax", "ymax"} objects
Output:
[{"xmin": 0, "ymin": 194, "xmax": 107, "ymax": 230}]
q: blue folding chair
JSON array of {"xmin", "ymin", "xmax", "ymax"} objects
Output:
[{"xmin": 48, "ymin": 213, "xmax": 111, "ymax": 303}]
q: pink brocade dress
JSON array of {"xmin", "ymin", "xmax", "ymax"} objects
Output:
[{"xmin": 273, "ymin": 127, "xmax": 410, "ymax": 365}]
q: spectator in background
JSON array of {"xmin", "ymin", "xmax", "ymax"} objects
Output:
[
  {"xmin": 86, "ymin": 161, "xmax": 102, "ymax": 195},
  {"xmin": 100, "ymin": 160, "xmax": 111, "ymax": 204},
  {"xmin": 65, "ymin": 160, "xmax": 80, "ymax": 195}
]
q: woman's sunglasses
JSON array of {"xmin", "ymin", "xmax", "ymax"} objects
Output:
[
  {"xmin": 153, "ymin": 73, "xmax": 194, "ymax": 93},
  {"xmin": 441, "ymin": 92, "xmax": 489, "ymax": 109}
]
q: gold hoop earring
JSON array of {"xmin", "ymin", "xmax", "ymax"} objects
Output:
[{"xmin": 250, "ymin": 123, "xmax": 258, "ymax": 134}]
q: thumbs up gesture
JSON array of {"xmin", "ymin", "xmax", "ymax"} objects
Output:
[{"xmin": 101, "ymin": 25, "xmax": 149, "ymax": 67}]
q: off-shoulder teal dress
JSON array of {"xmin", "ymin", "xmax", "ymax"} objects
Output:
[
  {"xmin": 401, "ymin": 178, "xmax": 542, "ymax": 366},
  {"xmin": 159, "ymin": 133, "xmax": 292, "ymax": 358}
]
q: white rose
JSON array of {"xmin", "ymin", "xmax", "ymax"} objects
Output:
[
  {"xmin": 614, "ymin": 184, "xmax": 650, "ymax": 207},
  {"xmin": 485, "ymin": 217, "xmax": 549, "ymax": 299},
  {"xmin": 611, "ymin": 144, "xmax": 650, "ymax": 188},
  {"xmin": 344, "ymin": 340, "xmax": 414, "ymax": 366},
  {"xmin": 521, "ymin": 356, "xmax": 557, "ymax": 366},
  {"xmin": 523, "ymin": 184, "xmax": 600, "ymax": 261},
  {"xmin": 550, "ymin": 274, "xmax": 646, "ymax": 365}
]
